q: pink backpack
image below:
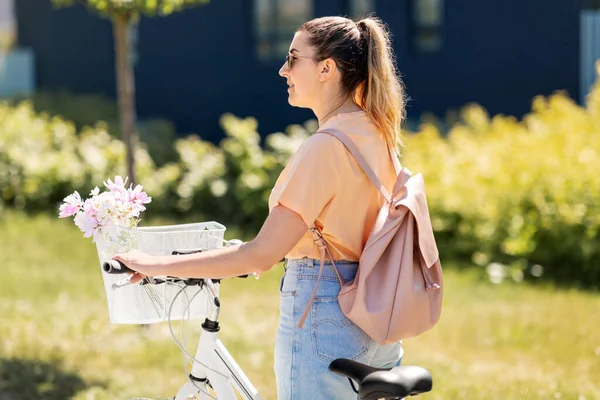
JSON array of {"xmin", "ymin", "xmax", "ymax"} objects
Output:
[{"xmin": 297, "ymin": 129, "xmax": 443, "ymax": 345}]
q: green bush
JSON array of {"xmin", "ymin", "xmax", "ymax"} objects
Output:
[
  {"xmin": 13, "ymin": 90, "xmax": 119, "ymax": 133},
  {"xmin": 402, "ymin": 85, "xmax": 600, "ymax": 287},
  {"xmin": 0, "ymin": 101, "xmax": 164, "ymax": 212},
  {"xmin": 10, "ymin": 90, "xmax": 179, "ymax": 167}
]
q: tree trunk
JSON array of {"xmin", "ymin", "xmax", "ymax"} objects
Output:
[{"xmin": 113, "ymin": 14, "xmax": 137, "ymax": 186}]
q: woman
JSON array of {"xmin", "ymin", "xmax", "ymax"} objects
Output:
[{"xmin": 114, "ymin": 14, "xmax": 408, "ymax": 400}]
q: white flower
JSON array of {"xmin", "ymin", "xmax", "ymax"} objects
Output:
[
  {"xmin": 74, "ymin": 211, "xmax": 98, "ymax": 238},
  {"xmin": 58, "ymin": 191, "xmax": 83, "ymax": 218}
]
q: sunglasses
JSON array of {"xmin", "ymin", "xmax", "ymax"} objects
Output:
[{"xmin": 285, "ymin": 53, "xmax": 322, "ymax": 69}]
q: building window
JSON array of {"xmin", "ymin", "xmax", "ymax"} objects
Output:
[
  {"xmin": 255, "ymin": 0, "xmax": 312, "ymax": 61},
  {"xmin": 350, "ymin": 0, "xmax": 374, "ymax": 20},
  {"xmin": 412, "ymin": 0, "xmax": 444, "ymax": 53}
]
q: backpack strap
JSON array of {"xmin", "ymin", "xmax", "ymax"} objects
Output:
[
  {"xmin": 317, "ymin": 129, "xmax": 403, "ymax": 204},
  {"xmin": 389, "ymin": 143, "xmax": 402, "ymax": 176}
]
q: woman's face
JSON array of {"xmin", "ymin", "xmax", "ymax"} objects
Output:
[{"xmin": 279, "ymin": 31, "xmax": 322, "ymax": 108}]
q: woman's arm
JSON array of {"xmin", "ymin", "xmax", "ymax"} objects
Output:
[{"xmin": 112, "ymin": 205, "xmax": 308, "ymax": 280}]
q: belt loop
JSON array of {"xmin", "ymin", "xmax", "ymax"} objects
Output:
[
  {"xmin": 304, "ymin": 256, "xmax": 313, "ymax": 269},
  {"xmin": 282, "ymin": 258, "xmax": 289, "ymax": 272}
]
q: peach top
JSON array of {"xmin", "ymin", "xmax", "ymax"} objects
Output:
[{"xmin": 268, "ymin": 110, "xmax": 398, "ymax": 261}]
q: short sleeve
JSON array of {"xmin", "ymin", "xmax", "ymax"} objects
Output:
[{"xmin": 268, "ymin": 134, "xmax": 344, "ymax": 228}]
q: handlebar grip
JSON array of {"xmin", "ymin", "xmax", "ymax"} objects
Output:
[{"xmin": 102, "ymin": 260, "xmax": 134, "ymax": 274}]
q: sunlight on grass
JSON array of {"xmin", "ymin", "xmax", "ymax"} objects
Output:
[{"xmin": 1, "ymin": 211, "xmax": 598, "ymax": 399}]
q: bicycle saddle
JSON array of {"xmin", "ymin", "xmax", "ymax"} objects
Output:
[{"xmin": 329, "ymin": 358, "xmax": 432, "ymax": 399}]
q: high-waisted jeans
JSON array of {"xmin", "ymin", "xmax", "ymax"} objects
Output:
[{"xmin": 274, "ymin": 257, "xmax": 404, "ymax": 400}]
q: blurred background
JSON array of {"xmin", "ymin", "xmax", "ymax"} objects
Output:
[
  {"xmin": 0, "ymin": 1, "xmax": 599, "ymax": 399},
  {"xmin": 1, "ymin": 0, "xmax": 590, "ymax": 139}
]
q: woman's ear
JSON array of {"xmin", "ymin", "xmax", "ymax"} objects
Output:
[{"xmin": 318, "ymin": 58, "xmax": 337, "ymax": 82}]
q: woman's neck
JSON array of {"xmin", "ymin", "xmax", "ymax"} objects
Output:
[{"xmin": 315, "ymin": 93, "xmax": 362, "ymax": 127}]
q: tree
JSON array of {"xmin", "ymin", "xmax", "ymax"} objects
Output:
[{"xmin": 51, "ymin": 0, "xmax": 209, "ymax": 185}]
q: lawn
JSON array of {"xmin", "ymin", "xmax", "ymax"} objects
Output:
[{"xmin": 0, "ymin": 211, "xmax": 598, "ymax": 399}]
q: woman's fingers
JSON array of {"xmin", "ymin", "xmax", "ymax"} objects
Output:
[
  {"xmin": 129, "ymin": 272, "xmax": 146, "ymax": 284},
  {"xmin": 112, "ymin": 253, "xmax": 140, "ymax": 275},
  {"xmin": 111, "ymin": 253, "xmax": 130, "ymax": 266}
]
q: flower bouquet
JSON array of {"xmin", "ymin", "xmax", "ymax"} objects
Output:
[
  {"xmin": 58, "ymin": 176, "xmax": 226, "ymax": 324},
  {"xmin": 59, "ymin": 176, "xmax": 151, "ymax": 241}
]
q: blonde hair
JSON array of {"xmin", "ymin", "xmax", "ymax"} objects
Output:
[{"xmin": 299, "ymin": 15, "xmax": 407, "ymax": 150}]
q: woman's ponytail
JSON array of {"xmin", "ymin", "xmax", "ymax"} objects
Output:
[{"xmin": 356, "ymin": 17, "xmax": 407, "ymax": 151}]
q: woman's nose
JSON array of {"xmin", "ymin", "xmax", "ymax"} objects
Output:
[{"xmin": 279, "ymin": 62, "xmax": 289, "ymax": 77}]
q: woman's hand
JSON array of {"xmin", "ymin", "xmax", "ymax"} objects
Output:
[{"xmin": 112, "ymin": 250, "xmax": 160, "ymax": 284}]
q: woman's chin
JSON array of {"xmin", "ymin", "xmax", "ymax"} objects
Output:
[{"xmin": 287, "ymin": 94, "xmax": 305, "ymax": 108}]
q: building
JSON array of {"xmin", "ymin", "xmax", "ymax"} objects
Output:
[{"xmin": 10, "ymin": 0, "xmax": 590, "ymax": 142}]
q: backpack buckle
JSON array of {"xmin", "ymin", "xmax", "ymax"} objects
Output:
[
  {"xmin": 309, "ymin": 227, "xmax": 322, "ymax": 238},
  {"xmin": 309, "ymin": 228, "xmax": 327, "ymax": 250}
]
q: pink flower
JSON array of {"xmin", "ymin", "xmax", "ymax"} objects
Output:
[
  {"xmin": 58, "ymin": 191, "xmax": 83, "ymax": 218},
  {"xmin": 129, "ymin": 184, "xmax": 152, "ymax": 205},
  {"xmin": 83, "ymin": 198, "xmax": 97, "ymax": 219},
  {"xmin": 104, "ymin": 176, "xmax": 128, "ymax": 194}
]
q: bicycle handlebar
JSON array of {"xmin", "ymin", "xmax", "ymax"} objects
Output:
[{"xmin": 102, "ymin": 260, "xmax": 133, "ymax": 274}]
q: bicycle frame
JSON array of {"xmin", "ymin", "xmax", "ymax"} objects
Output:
[
  {"xmin": 172, "ymin": 278, "xmax": 263, "ymax": 400},
  {"xmin": 174, "ymin": 329, "xmax": 262, "ymax": 400}
]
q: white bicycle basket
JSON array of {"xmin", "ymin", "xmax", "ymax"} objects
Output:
[{"xmin": 94, "ymin": 221, "xmax": 226, "ymax": 324}]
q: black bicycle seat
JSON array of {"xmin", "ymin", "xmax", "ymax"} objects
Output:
[{"xmin": 329, "ymin": 358, "xmax": 432, "ymax": 399}]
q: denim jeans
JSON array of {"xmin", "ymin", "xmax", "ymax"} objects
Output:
[{"xmin": 274, "ymin": 258, "xmax": 404, "ymax": 400}]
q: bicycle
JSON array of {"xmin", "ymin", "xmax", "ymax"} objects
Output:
[{"xmin": 97, "ymin": 223, "xmax": 433, "ymax": 399}]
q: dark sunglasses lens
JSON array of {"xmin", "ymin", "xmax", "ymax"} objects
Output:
[{"xmin": 286, "ymin": 55, "xmax": 293, "ymax": 69}]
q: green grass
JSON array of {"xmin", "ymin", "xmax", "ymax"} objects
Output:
[{"xmin": 1, "ymin": 211, "xmax": 599, "ymax": 399}]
